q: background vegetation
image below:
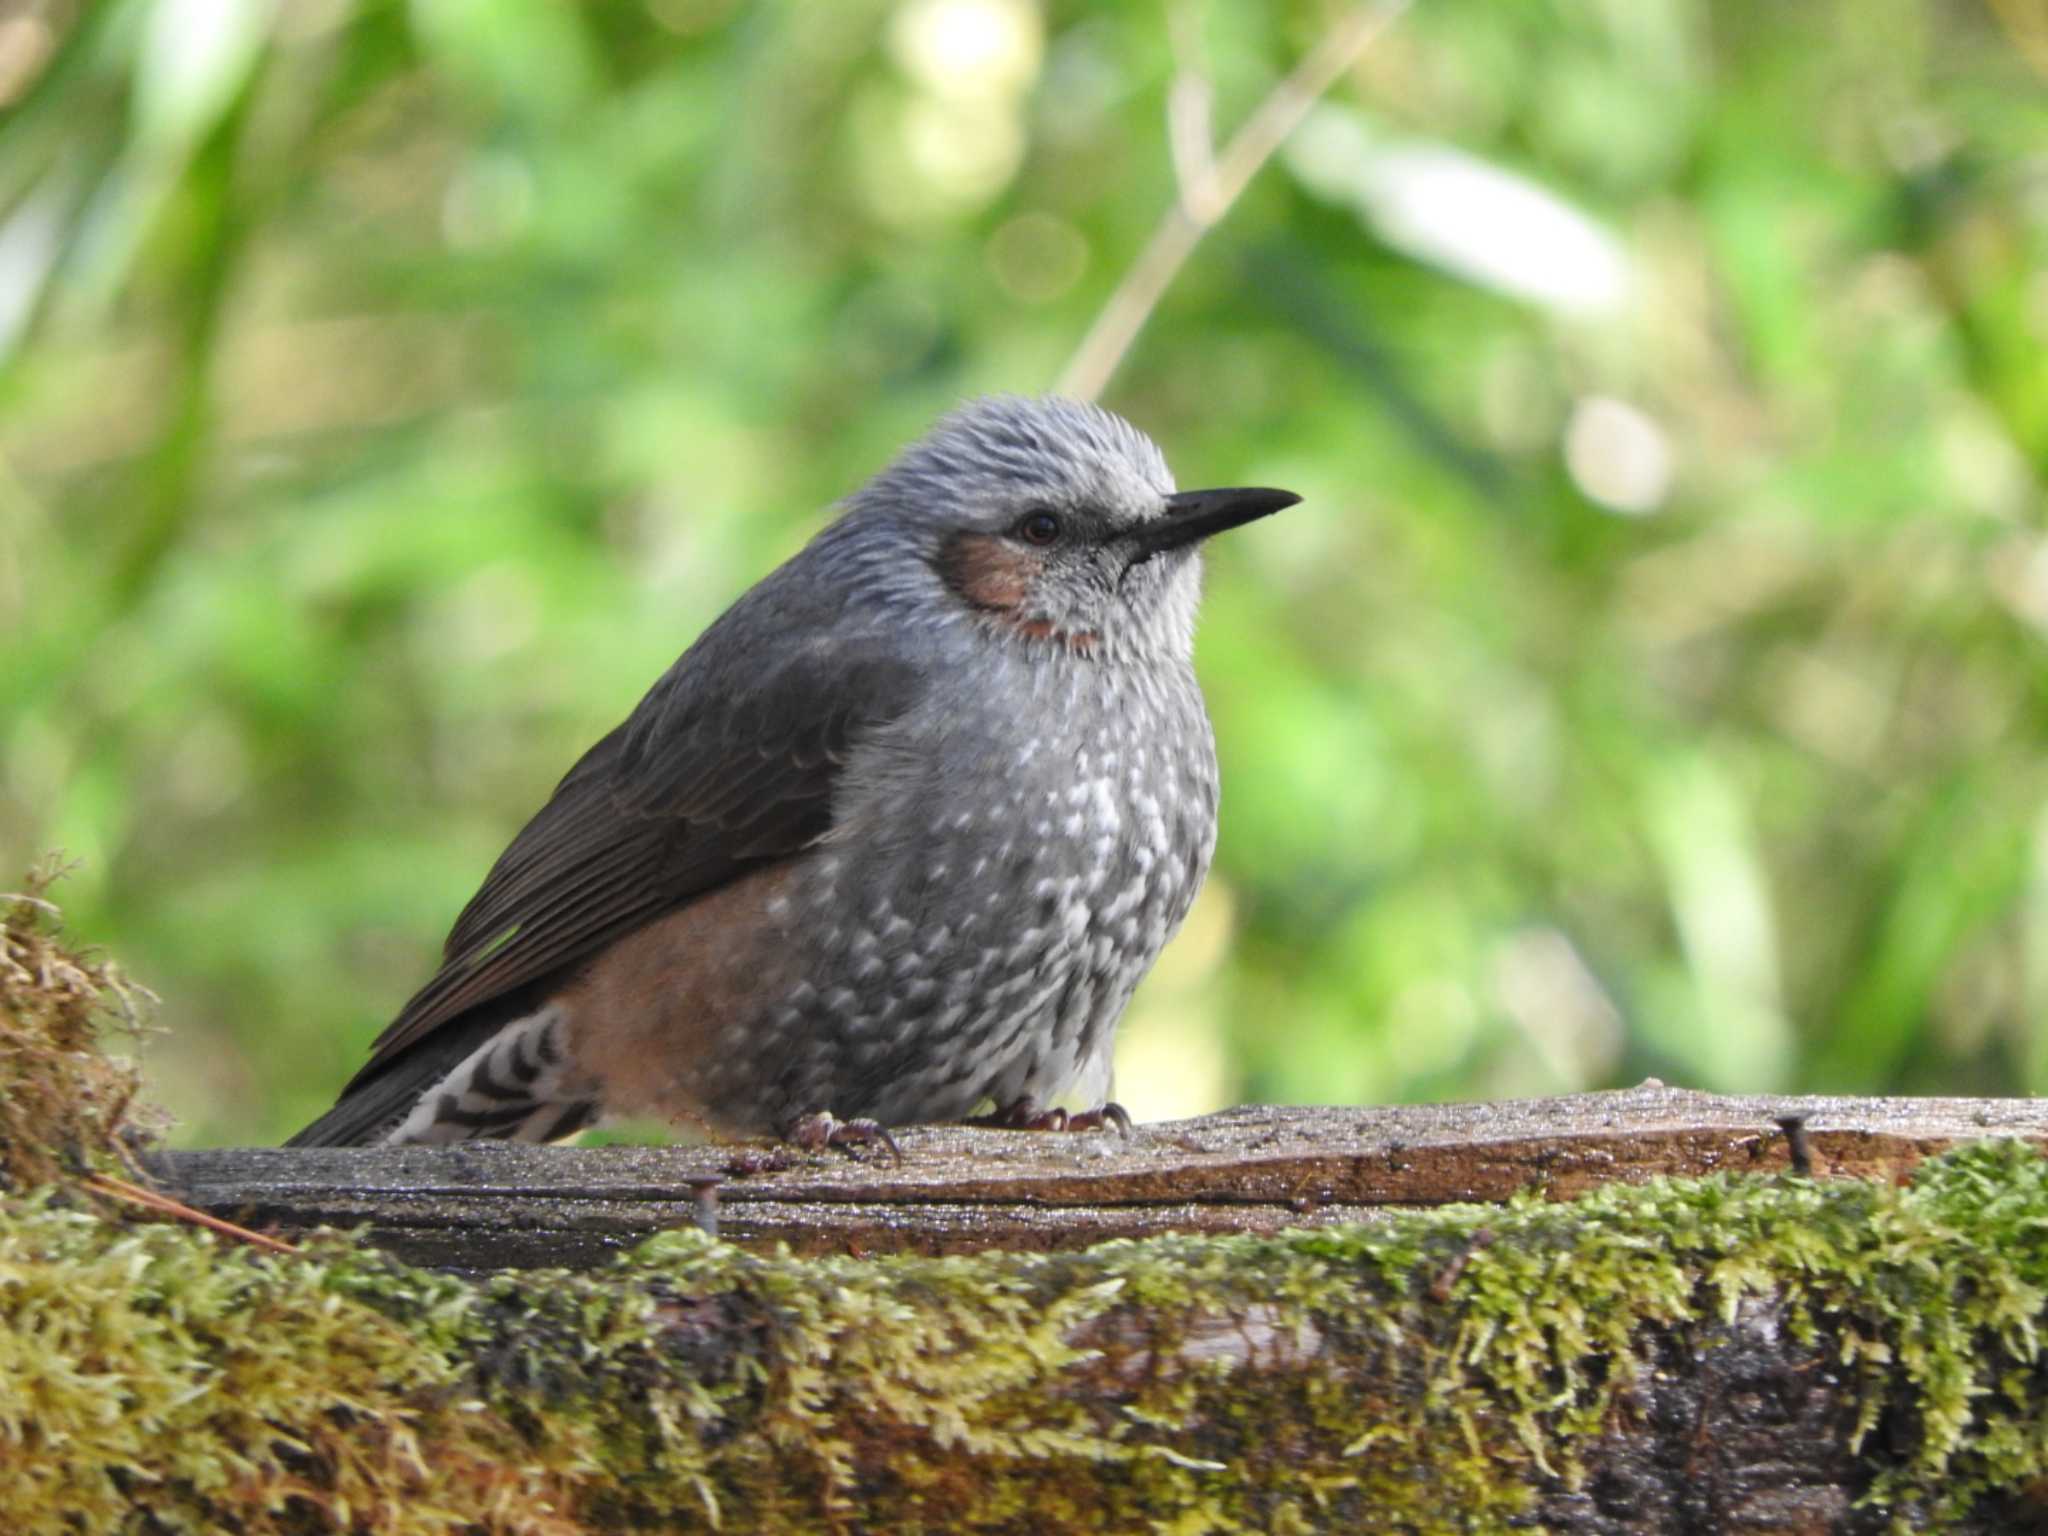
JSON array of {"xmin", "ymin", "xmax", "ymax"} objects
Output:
[{"xmin": 1, "ymin": 0, "xmax": 2044, "ymax": 1146}]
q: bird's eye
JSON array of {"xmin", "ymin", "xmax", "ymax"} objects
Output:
[{"xmin": 1016, "ymin": 511, "xmax": 1062, "ymax": 546}]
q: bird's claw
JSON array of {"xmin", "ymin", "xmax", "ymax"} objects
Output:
[
  {"xmin": 786, "ymin": 1111, "xmax": 903, "ymax": 1164},
  {"xmin": 1066, "ymin": 1102, "xmax": 1134, "ymax": 1137},
  {"xmin": 966, "ymin": 1099, "xmax": 1133, "ymax": 1138}
]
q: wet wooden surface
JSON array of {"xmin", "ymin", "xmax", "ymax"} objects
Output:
[{"xmin": 149, "ymin": 1082, "xmax": 2048, "ymax": 1271}]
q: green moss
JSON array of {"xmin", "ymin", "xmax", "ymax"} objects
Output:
[
  {"xmin": 6, "ymin": 1144, "xmax": 2048, "ymax": 1532},
  {"xmin": 0, "ymin": 868, "xmax": 155, "ymax": 1192}
]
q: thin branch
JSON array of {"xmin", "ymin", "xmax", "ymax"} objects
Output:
[
  {"xmin": 1165, "ymin": 1, "xmax": 1220, "ymax": 223},
  {"xmin": 87, "ymin": 1171, "xmax": 301, "ymax": 1256},
  {"xmin": 1056, "ymin": 0, "xmax": 1411, "ymax": 403},
  {"xmin": 1987, "ymin": 0, "xmax": 2048, "ymax": 80}
]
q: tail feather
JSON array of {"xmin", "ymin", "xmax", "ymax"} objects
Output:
[
  {"xmin": 287, "ymin": 1014, "xmax": 502, "ymax": 1146},
  {"xmin": 287, "ymin": 1005, "xmax": 594, "ymax": 1147}
]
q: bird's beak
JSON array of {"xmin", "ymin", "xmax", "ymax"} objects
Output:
[{"xmin": 1122, "ymin": 486, "xmax": 1301, "ymax": 562}]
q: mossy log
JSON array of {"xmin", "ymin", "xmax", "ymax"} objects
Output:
[
  {"xmin": 12, "ymin": 1141, "xmax": 2048, "ymax": 1533},
  {"xmin": 151, "ymin": 1085, "xmax": 2048, "ymax": 1268},
  {"xmin": 16, "ymin": 880, "xmax": 2048, "ymax": 1533}
]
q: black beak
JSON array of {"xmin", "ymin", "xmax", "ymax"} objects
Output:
[{"xmin": 1123, "ymin": 486, "xmax": 1301, "ymax": 562}]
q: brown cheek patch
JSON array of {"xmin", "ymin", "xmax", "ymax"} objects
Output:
[
  {"xmin": 939, "ymin": 531, "xmax": 1038, "ymax": 613},
  {"xmin": 938, "ymin": 532, "xmax": 1100, "ymax": 656}
]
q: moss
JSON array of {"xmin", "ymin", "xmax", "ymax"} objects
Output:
[
  {"xmin": 0, "ymin": 865, "xmax": 156, "ymax": 1192},
  {"xmin": 1, "ymin": 1146, "xmax": 2048, "ymax": 1531}
]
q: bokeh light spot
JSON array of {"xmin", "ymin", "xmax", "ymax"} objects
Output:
[
  {"xmin": 889, "ymin": 0, "xmax": 1041, "ymax": 104},
  {"xmin": 986, "ymin": 211, "xmax": 1088, "ymax": 303},
  {"xmin": 442, "ymin": 152, "xmax": 536, "ymax": 250},
  {"xmin": 1564, "ymin": 395, "xmax": 1673, "ymax": 515}
]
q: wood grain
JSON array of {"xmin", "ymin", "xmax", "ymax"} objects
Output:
[{"xmin": 147, "ymin": 1083, "xmax": 2048, "ymax": 1272}]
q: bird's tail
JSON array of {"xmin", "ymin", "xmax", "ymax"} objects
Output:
[{"xmin": 286, "ymin": 1006, "xmax": 596, "ymax": 1147}]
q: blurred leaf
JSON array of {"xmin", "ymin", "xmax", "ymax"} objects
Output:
[
  {"xmin": 1285, "ymin": 104, "xmax": 1633, "ymax": 319},
  {"xmin": 1638, "ymin": 751, "xmax": 1792, "ymax": 1092}
]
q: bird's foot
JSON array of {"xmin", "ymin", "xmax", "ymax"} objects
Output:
[
  {"xmin": 785, "ymin": 1111, "xmax": 903, "ymax": 1164},
  {"xmin": 966, "ymin": 1099, "xmax": 1133, "ymax": 1137},
  {"xmin": 1067, "ymin": 1102, "xmax": 1135, "ymax": 1136}
]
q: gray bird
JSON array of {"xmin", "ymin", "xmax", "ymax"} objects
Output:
[{"xmin": 289, "ymin": 395, "xmax": 1297, "ymax": 1150}]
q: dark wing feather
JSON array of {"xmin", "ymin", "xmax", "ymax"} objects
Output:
[{"xmin": 344, "ymin": 638, "xmax": 924, "ymax": 1084}]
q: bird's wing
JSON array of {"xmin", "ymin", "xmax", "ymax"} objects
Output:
[{"xmin": 351, "ymin": 633, "xmax": 924, "ymax": 1078}]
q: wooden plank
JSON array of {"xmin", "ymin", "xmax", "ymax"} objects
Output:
[{"xmin": 148, "ymin": 1083, "xmax": 2048, "ymax": 1270}]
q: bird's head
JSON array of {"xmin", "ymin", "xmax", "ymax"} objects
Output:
[{"xmin": 837, "ymin": 395, "xmax": 1297, "ymax": 662}]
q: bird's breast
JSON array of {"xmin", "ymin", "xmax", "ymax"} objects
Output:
[{"xmin": 835, "ymin": 654, "xmax": 1218, "ymax": 963}]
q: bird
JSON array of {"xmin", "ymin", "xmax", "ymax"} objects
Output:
[{"xmin": 288, "ymin": 395, "xmax": 1298, "ymax": 1150}]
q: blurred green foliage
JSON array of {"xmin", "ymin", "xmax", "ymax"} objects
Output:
[{"xmin": 1, "ymin": 0, "xmax": 2045, "ymax": 1146}]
